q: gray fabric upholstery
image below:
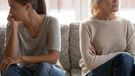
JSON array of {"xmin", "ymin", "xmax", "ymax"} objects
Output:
[
  {"xmin": 69, "ymin": 22, "xmax": 81, "ymax": 69},
  {"xmin": 66, "ymin": 71, "xmax": 71, "ymax": 76},
  {"xmin": 0, "ymin": 28, "xmax": 5, "ymax": 57},
  {"xmin": 70, "ymin": 69, "xmax": 81, "ymax": 76},
  {"xmin": 60, "ymin": 25, "xmax": 71, "ymax": 71}
]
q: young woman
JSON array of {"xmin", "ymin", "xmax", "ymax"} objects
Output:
[
  {"xmin": 79, "ymin": 0, "xmax": 135, "ymax": 76},
  {"xmin": 0, "ymin": 0, "xmax": 65, "ymax": 76}
]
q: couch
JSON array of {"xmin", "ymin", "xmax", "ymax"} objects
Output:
[
  {"xmin": 60, "ymin": 22, "xmax": 81, "ymax": 76},
  {"xmin": 0, "ymin": 22, "xmax": 82, "ymax": 76}
]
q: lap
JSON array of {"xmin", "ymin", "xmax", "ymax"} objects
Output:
[
  {"xmin": 87, "ymin": 52, "xmax": 134, "ymax": 76},
  {"xmin": 1, "ymin": 64, "xmax": 32, "ymax": 76},
  {"xmin": 1, "ymin": 63, "xmax": 65, "ymax": 76},
  {"xmin": 33, "ymin": 62, "xmax": 65, "ymax": 76}
]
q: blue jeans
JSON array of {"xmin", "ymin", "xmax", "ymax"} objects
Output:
[
  {"xmin": 1, "ymin": 62, "xmax": 65, "ymax": 76},
  {"xmin": 86, "ymin": 52, "xmax": 135, "ymax": 76}
]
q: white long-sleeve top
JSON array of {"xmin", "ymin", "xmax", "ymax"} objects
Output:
[{"xmin": 79, "ymin": 16, "xmax": 135, "ymax": 76}]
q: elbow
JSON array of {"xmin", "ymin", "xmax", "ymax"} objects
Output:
[
  {"xmin": 49, "ymin": 53, "xmax": 59, "ymax": 64},
  {"xmin": 49, "ymin": 56, "xmax": 58, "ymax": 64}
]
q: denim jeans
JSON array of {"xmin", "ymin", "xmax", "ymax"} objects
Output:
[
  {"xmin": 1, "ymin": 62, "xmax": 65, "ymax": 76},
  {"xmin": 86, "ymin": 52, "xmax": 135, "ymax": 76}
]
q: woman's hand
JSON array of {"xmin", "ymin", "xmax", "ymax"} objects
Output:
[
  {"xmin": 7, "ymin": 14, "xmax": 22, "ymax": 29},
  {"xmin": 89, "ymin": 45, "xmax": 96, "ymax": 55},
  {"xmin": 0, "ymin": 56, "xmax": 23, "ymax": 70}
]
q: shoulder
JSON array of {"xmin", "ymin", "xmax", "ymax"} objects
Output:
[
  {"xmin": 81, "ymin": 17, "xmax": 94, "ymax": 25},
  {"xmin": 80, "ymin": 17, "xmax": 95, "ymax": 30},
  {"xmin": 44, "ymin": 15, "xmax": 59, "ymax": 29},
  {"xmin": 117, "ymin": 16, "xmax": 134, "ymax": 31},
  {"xmin": 117, "ymin": 16, "xmax": 133, "ymax": 25},
  {"xmin": 121, "ymin": 17, "xmax": 134, "ymax": 28},
  {"xmin": 45, "ymin": 16, "xmax": 60, "ymax": 31},
  {"xmin": 45, "ymin": 15, "xmax": 58, "ymax": 23}
]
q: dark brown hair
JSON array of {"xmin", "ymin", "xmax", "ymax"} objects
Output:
[{"xmin": 15, "ymin": 0, "xmax": 46, "ymax": 14}]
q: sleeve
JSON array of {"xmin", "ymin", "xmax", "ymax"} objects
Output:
[
  {"xmin": 47, "ymin": 17, "xmax": 61, "ymax": 52},
  {"xmin": 125, "ymin": 20, "xmax": 135, "ymax": 59},
  {"xmin": 79, "ymin": 22, "xmax": 121, "ymax": 70}
]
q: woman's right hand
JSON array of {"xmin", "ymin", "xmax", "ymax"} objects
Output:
[
  {"xmin": 0, "ymin": 56, "xmax": 23, "ymax": 70},
  {"xmin": 7, "ymin": 14, "xmax": 21, "ymax": 30}
]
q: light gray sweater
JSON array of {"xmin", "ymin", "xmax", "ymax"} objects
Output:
[{"xmin": 79, "ymin": 16, "xmax": 135, "ymax": 75}]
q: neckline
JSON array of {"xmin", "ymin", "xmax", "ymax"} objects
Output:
[
  {"xmin": 23, "ymin": 16, "xmax": 46, "ymax": 39},
  {"xmin": 91, "ymin": 16, "xmax": 120, "ymax": 23}
]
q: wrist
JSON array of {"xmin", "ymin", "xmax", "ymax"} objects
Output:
[
  {"xmin": 12, "ymin": 26, "xmax": 18, "ymax": 32},
  {"xmin": 19, "ymin": 56, "xmax": 23, "ymax": 62}
]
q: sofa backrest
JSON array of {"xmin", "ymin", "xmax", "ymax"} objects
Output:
[
  {"xmin": 0, "ymin": 28, "xmax": 6, "ymax": 57},
  {"xmin": 60, "ymin": 25, "xmax": 71, "ymax": 71},
  {"xmin": 60, "ymin": 22, "xmax": 81, "ymax": 71},
  {"xmin": 69, "ymin": 22, "xmax": 81, "ymax": 69}
]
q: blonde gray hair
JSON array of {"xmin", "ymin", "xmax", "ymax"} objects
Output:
[{"xmin": 90, "ymin": 0, "xmax": 101, "ymax": 16}]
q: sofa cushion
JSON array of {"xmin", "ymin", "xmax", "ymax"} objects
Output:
[
  {"xmin": 0, "ymin": 28, "xmax": 6, "ymax": 57},
  {"xmin": 69, "ymin": 22, "xmax": 81, "ymax": 69},
  {"xmin": 60, "ymin": 25, "xmax": 71, "ymax": 71},
  {"xmin": 70, "ymin": 69, "xmax": 81, "ymax": 76},
  {"xmin": 65, "ymin": 71, "xmax": 70, "ymax": 76}
]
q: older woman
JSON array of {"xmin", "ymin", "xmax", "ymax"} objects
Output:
[{"xmin": 79, "ymin": 0, "xmax": 135, "ymax": 76}]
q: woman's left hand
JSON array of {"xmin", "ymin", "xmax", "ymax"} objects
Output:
[{"xmin": 0, "ymin": 56, "xmax": 22, "ymax": 70}]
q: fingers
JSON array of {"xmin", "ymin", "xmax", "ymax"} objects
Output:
[
  {"xmin": 7, "ymin": 14, "xmax": 14, "ymax": 22},
  {"xmin": 91, "ymin": 45, "xmax": 96, "ymax": 51},
  {"xmin": 91, "ymin": 45, "xmax": 96, "ymax": 54},
  {"xmin": 0, "ymin": 58, "xmax": 12, "ymax": 70},
  {"xmin": 0, "ymin": 59, "xmax": 10, "ymax": 70},
  {"xmin": 2, "ymin": 60, "xmax": 10, "ymax": 70},
  {"xmin": 7, "ymin": 13, "xmax": 22, "ymax": 29},
  {"xmin": 6, "ymin": 62, "xmax": 12, "ymax": 70},
  {"xmin": 0, "ymin": 57, "xmax": 21, "ymax": 70},
  {"xmin": 89, "ymin": 45, "xmax": 96, "ymax": 55},
  {"xmin": 89, "ymin": 46, "xmax": 93, "ymax": 55}
]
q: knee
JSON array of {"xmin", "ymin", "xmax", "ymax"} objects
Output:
[
  {"xmin": 1, "ymin": 64, "xmax": 18, "ymax": 76},
  {"xmin": 114, "ymin": 52, "xmax": 134, "ymax": 66},
  {"xmin": 38, "ymin": 62, "xmax": 52, "ymax": 68},
  {"xmin": 37, "ymin": 62, "xmax": 52, "ymax": 71},
  {"xmin": 119, "ymin": 52, "xmax": 133, "ymax": 61},
  {"xmin": 5, "ymin": 64, "xmax": 18, "ymax": 73}
]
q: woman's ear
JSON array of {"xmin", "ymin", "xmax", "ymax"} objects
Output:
[{"xmin": 25, "ymin": 3, "xmax": 32, "ymax": 11}]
